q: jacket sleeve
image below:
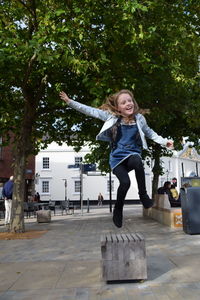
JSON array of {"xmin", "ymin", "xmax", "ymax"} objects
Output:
[
  {"xmin": 140, "ymin": 115, "xmax": 168, "ymax": 146},
  {"xmin": 68, "ymin": 100, "xmax": 110, "ymax": 121}
]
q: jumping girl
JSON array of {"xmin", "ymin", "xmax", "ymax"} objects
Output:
[{"xmin": 59, "ymin": 90, "xmax": 173, "ymax": 228}]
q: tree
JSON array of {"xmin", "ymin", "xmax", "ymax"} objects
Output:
[
  {"xmin": 0, "ymin": 0, "xmax": 110, "ymax": 232},
  {"xmin": 83, "ymin": 0, "xmax": 200, "ymax": 196},
  {"xmin": 0, "ymin": 0, "xmax": 199, "ymax": 232}
]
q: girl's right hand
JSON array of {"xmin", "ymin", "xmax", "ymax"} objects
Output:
[
  {"xmin": 59, "ymin": 91, "xmax": 71, "ymax": 104},
  {"xmin": 166, "ymin": 140, "xmax": 174, "ymax": 149}
]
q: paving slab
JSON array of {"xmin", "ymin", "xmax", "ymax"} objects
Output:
[{"xmin": 1, "ymin": 206, "xmax": 200, "ymax": 299}]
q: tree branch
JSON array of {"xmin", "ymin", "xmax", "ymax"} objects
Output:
[
  {"xmin": 36, "ymin": 74, "xmax": 48, "ymax": 102},
  {"xmin": 16, "ymin": 0, "xmax": 33, "ymax": 16},
  {"xmin": 22, "ymin": 52, "xmax": 37, "ymax": 90},
  {"xmin": 16, "ymin": 0, "xmax": 38, "ymax": 31}
]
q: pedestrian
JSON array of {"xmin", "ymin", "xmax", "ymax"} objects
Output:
[
  {"xmin": 2, "ymin": 176, "xmax": 14, "ymax": 226},
  {"xmin": 171, "ymin": 177, "xmax": 177, "ymax": 187},
  {"xmin": 34, "ymin": 192, "xmax": 40, "ymax": 202},
  {"xmin": 59, "ymin": 89, "xmax": 173, "ymax": 227},
  {"xmin": 98, "ymin": 193, "xmax": 104, "ymax": 206}
]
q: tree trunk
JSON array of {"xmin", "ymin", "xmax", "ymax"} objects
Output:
[
  {"xmin": 10, "ymin": 150, "xmax": 26, "ymax": 233},
  {"xmin": 9, "ymin": 91, "xmax": 37, "ymax": 232},
  {"xmin": 8, "ymin": 48, "xmax": 46, "ymax": 232}
]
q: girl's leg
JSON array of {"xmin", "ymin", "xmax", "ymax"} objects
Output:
[
  {"xmin": 126, "ymin": 155, "xmax": 147, "ymax": 195},
  {"xmin": 113, "ymin": 163, "xmax": 131, "ymax": 210},
  {"xmin": 112, "ymin": 163, "xmax": 131, "ymax": 228},
  {"xmin": 126, "ymin": 155, "xmax": 154, "ymax": 208}
]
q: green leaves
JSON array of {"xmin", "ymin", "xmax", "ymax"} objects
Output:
[
  {"xmin": 0, "ymin": 0, "xmax": 199, "ymax": 167},
  {"xmin": 55, "ymin": 9, "xmax": 66, "ymax": 16}
]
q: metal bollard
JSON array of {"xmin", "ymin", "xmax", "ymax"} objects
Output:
[{"xmin": 87, "ymin": 198, "xmax": 90, "ymax": 213}]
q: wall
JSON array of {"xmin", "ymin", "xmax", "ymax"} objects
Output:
[
  {"xmin": 35, "ymin": 142, "xmax": 200, "ymax": 202},
  {"xmin": 0, "ymin": 134, "xmax": 35, "ymax": 199}
]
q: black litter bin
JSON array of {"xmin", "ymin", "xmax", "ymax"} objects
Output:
[{"xmin": 180, "ymin": 187, "xmax": 200, "ymax": 234}]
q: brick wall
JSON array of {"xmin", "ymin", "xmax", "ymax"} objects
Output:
[{"xmin": 0, "ymin": 135, "xmax": 35, "ymax": 200}]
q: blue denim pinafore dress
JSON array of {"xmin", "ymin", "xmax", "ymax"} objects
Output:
[{"xmin": 109, "ymin": 123, "xmax": 142, "ymax": 170}]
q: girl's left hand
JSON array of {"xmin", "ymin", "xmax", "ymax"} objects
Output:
[
  {"xmin": 166, "ymin": 140, "xmax": 174, "ymax": 148},
  {"xmin": 59, "ymin": 91, "xmax": 71, "ymax": 104}
]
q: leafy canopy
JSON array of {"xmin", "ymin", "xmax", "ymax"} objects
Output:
[{"xmin": 0, "ymin": 0, "xmax": 199, "ymax": 169}]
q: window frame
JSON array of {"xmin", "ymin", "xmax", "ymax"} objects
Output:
[
  {"xmin": 74, "ymin": 157, "xmax": 82, "ymax": 165},
  {"xmin": 42, "ymin": 180, "xmax": 50, "ymax": 194},
  {"xmin": 42, "ymin": 157, "xmax": 50, "ymax": 169},
  {"xmin": 74, "ymin": 180, "xmax": 81, "ymax": 193},
  {"xmin": 107, "ymin": 179, "xmax": 114, "ymax": 192}
]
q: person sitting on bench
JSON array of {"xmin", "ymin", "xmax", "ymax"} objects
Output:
[{"xmin": 157, "ymin": 181, "xmax": 181, "ymax": 207}]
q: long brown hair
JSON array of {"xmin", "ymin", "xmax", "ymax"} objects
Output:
[
  {"xmin": 100, "ymin": 90, "xmax": 149, "ymax": 140},
  {"xmin": 100, "ymin": 89, "xmax": 139, "ymax": 116},
  {"xmin": 100, "ymin": 89, "xmax": 149, "ymax": 119}
]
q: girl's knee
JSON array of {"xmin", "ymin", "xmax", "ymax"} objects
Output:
[
  {"xmin": 120, "ymin": 178, "xmax": 131, "ymax": 190},
  {"xmin": 131, "ymin": 156, "xmax": 143, "ymax": 169}
]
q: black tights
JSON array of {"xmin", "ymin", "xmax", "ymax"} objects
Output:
[{"xmin": 113, "ymin": 155, "xmax": 147, "ymax": 210}]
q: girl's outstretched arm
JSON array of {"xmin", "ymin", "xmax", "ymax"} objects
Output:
[
  {"xmin": 138, "ymin": 114, "xmax": 174, "ymax": 148},
  {"xmin": 59, "ymin": 91, "xmax": 110, "ymax": 121}
]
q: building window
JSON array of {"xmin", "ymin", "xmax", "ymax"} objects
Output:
[
  {"xmin": 75, "ymin": 157, "xmax": 82, "ymax": 165},
  {"xmin": 74, "ymin": 180, "xmax": 81, "ymax": 193},
  {"xmin": 42, "ymin": 181, "xmax": 49, "ymax": 193},
  {"xmin": 43, "ymin": 157, "xmax": 49, "ymax": 169},
  {"xmin": 107, "ymin": 180, "xmax": 114, "ymax": 192}
]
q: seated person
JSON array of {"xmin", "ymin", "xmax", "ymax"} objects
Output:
[
  {"xmin": 157, "ymin": 181, "xmax": 181, "ymax": 207},
  {"xmin": 157, "ymin": 181, "xmax": 171, "ymax": 195},
  {"xmin": 170, "ymin": 184, "xmax": 179, "ymax": 200}
]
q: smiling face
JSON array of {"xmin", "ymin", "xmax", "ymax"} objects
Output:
[{"xmin": 117, "ymin": 93, "xmax": 135, "ymax": 117}]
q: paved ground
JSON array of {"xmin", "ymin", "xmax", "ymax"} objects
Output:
[{"xmin": 0, "ymin": 205, "xmax": 200, "ymax": 299}]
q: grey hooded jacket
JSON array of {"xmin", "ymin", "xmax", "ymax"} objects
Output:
[{"xmin": 68, "ymin": 99, "xmax": 168, "ymax": 150}]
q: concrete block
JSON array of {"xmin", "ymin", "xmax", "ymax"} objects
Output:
[
  {"xmin": 36, "ymin": 210, "xmax": 51, "ymax": 223},
  {"xmin": 101, "ymin": 233, "xmax": 147, "ymax": 282}
]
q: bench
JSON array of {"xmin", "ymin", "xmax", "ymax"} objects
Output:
[
  {"xmin": 143, "ymin": 194, "xmax": 182, "ymax": 228},
  {"xmin": 68, "ymin": 202, "xmax": 74, "ymax": 215},
  {"xmin": 61, "ymin": 201, "xmax": 74, "ymax": 215},
  {"xmin": 0, "ymin": 200, "xmax": 5, "ymax": 219},
  {"xmin": 101, "ymin": 233, "xmax": 147, "ymax": 282}
]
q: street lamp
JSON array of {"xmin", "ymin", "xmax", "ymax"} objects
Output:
[
  {"xmin": 166, "ymin": 169, "xmax": 169, "ymax": 181},
  {"xmin": 62, "ymin": 179, "xmax": 67, "ymax": 202},
  {"xmin": 80, "ymin": 164, "xmax": 83, "ymax": 215}
]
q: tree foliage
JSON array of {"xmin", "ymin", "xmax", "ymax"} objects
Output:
[{"xmin": 0, "ymin": 0, "xmax": 199, "ymax": 231}]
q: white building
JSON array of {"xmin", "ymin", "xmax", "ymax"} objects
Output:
[{"xmin": 35, "ymin": 142, "xmax": 200, "ymax": 203}]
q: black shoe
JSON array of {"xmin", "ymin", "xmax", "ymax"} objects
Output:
[
  {"xmin": 140, "ymin": 194, "xmax": 154, "ymax": 209},
  {"xmin": 113, "ymin": 208, "xmax": 123, "ymax": 228}
]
